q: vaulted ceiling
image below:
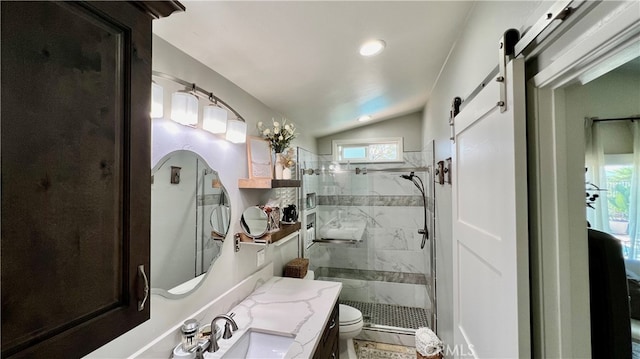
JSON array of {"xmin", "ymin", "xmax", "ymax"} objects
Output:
[{"xmin": 153, "ymin": 1, "xmax": 475, "ymax": 138}]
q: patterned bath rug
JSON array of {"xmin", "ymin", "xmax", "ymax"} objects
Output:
[{"xmin": 355, "ymin": 340, "xmax": 415, "ymax": 359}]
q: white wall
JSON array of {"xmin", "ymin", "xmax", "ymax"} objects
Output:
[
  {"xmin": 88, "ymin": 36, "xmax": 308, "ymax": 358},
  {"xmin": 316, "ymin": 111, "xmax": 423, "ymax": 155},
  {"xmin": 421, "ymin": 0, "xmax": 545, "ymax": 351}
]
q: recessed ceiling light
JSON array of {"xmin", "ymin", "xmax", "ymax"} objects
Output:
[
  {"xmin": 357, "ymin": 115, "xmax": 372, "ymax": 122},
  {"xmin": 359, "ymin": 40, "xmax": 386, "ymax": 57}
]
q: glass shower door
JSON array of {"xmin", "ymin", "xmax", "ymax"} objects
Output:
[{"xmin": 299, "ymin": 147, "xmax": 436, "ymax": 340}]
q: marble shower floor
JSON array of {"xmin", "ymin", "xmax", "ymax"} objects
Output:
[{"xmin": 340, "ymin": 299, "xmax": 431, "ymax": 330}]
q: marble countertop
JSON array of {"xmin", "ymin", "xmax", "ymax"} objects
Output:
[{"xmin": 205, "ymin": 277, "xmax": 341, "ymax": 359}]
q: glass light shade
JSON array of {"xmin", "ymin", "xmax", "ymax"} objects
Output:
[
  {"xmin": 202, "ymin": 105, "xmax": 228, "ymax": 134},
  {"xmin": 225, "ymin": 119, "xmax": 247, "ymax": 144},
  {"xmin": 170, "ymin": 91, "xmax": 198, "ymax": 126},
  {"xmin": 151, "ymin": 82, "xmax": 164, "ymax": 118}
]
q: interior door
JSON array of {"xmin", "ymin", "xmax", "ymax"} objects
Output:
[{"xmin": 452, "ymin": 57, "xmax": 530, "ymax": 358}]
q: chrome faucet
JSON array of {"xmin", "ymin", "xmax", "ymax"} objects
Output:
[{"xmin": 208, "ymin": 314, "xmax": 239, "ymax": 353}]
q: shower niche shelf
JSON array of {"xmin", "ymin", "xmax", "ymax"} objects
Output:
[{"xmin": 238, "ymin": 178, "xmax": 301, "ymax": 189}]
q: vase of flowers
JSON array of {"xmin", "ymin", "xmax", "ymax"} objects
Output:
[{"xmin": 257, "ymin": 119, "xmax": 297, "ymax": 179}]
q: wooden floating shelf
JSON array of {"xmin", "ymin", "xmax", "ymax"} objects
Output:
[
  {"xmin": 271, "ymin": 222, "xmax": 302, "ymax": 242},
  {"xmin": 238, "ymin": 178, "xmax": 301, "ymax": 189},
  {"xmin": 236, "ymin": 222, "xmax": 302, "ymax": 245}
]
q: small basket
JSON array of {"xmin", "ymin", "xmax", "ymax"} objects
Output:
[{"xmin": 283, "ymin": 258, "xmax": 309, "ymax": 279}]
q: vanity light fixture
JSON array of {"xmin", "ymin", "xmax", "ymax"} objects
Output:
[
  {"xmin": 359, "ymin": 39, "xmax": 386, "ymax": 57},
  {"xmin": 357, "ymin": 115, "xmax": 372, "ymax": 122},
  {"xmin": 225, "ymin": 118, "xmax": 247, "ymax": 144},
  {"xmin": 151, "ymin": 81, "xmax": 164, "ymax": 118},
  {"xmin": 171, "ymin": 89, "xmax": 198, "ymax": 127},
  {"xmin": 153, "ymin": 71, "xmax": 248, "ymax": 144},
  {"xmin": 202, "ymin": 100, "xmax": 228, "ymax": 134}
]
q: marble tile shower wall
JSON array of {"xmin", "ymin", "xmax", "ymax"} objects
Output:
[{"xmin": 304, "ymin": 151, "xmax": 432, "ymax": 309}]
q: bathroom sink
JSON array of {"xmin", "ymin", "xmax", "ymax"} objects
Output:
[{"xmin": 220, "ymin": 329, "xmax": 295, "ymax": 359}]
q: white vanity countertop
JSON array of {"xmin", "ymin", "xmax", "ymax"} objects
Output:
[{"xmin": 207, "ymin": 276, "xmax": 341, "ymax": 359}]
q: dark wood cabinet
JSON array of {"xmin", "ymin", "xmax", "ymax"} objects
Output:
[
  {"xmin": 313, "ymin": 301, "xmax": 339, "ymax": 359},
  {"xmin": 1, "ymin": 2, "xmax": 182, "ymax": 357}
]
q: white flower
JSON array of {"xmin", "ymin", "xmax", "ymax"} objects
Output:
[{"xmin": 259, "ymin": 118, "xmax": 298, "ymax": 153}]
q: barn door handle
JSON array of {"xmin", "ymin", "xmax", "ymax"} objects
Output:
[{"xmin": 137, "ymin": 264, "xmax": 149, "ymax": 311}]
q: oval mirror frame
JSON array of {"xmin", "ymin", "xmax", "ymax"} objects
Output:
[
  {"xmin": 240, "ymin": 206, "xmax": 269, "ymax": 238},
  {"xmin": 150, "ymin": 150, "xmax": 230, "ymax": 299}
]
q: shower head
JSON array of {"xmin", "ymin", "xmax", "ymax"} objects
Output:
[
  {"xmin": 400, "ymin": 172, "xmax": 415, "ymax": 180},
  {"xmin": 400, "ymin": 171, "xmax": 425, "ymax": 197}
]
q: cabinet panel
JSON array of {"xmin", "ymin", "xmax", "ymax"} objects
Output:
[
  {"xmin": 313, "ymin": 301, "xmax": 339, "ymax": 359},
  {"xmin": 0, "ymin": 1, "xmax": 180, "ymax": 357}
]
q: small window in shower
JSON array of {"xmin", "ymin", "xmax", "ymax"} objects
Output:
[
  {"xmin": 332, "ymin": 137, "xmax": 404, "ymax": 163},
  {"xmin": 343, "ymin": 146, "xmax": 367, "ymax": 160}
]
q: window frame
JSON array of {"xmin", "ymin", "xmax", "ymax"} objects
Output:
[{"xmin": 332, "ymin": 137, "xmax": 404, "ymax": 163}]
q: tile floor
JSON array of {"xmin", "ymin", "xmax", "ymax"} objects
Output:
[{"xmin": 340, "ymin": 300, "xmax": 430, "ymax": 329}]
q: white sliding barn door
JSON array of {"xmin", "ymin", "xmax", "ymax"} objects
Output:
[{"xmin": 452, "ymin": 57, "xmax": 530, "ymax": 358}]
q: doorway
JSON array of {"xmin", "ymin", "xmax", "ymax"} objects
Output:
[
  {"xmin": 526, "ymin": 3, "xmax": 640, "ymax": 353},
  {"xmin": 565, "ymin": 55, "xmax": 640, "ymax": 354}
]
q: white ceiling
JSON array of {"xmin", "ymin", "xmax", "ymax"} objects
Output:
[{"xmin": 153, "ymin": 1, "xmax": 475, "ymax": 138}]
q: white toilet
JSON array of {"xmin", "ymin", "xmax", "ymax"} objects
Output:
[
  {"xmin": 338, "ymin": 303, "xmax": 364, "ymax": 358},
  {"xmin": 304, "ymin": 270, "xmax": 363, "ymax": 359}
]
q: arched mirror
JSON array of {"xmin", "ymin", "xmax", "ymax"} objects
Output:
[
  {"xmin": 240, "ymin": 206, "xmax": 269, "ymax": 238},
  {"xmin": 151, "ymin": 150, "xmax": 230, "ymax": 298}
]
